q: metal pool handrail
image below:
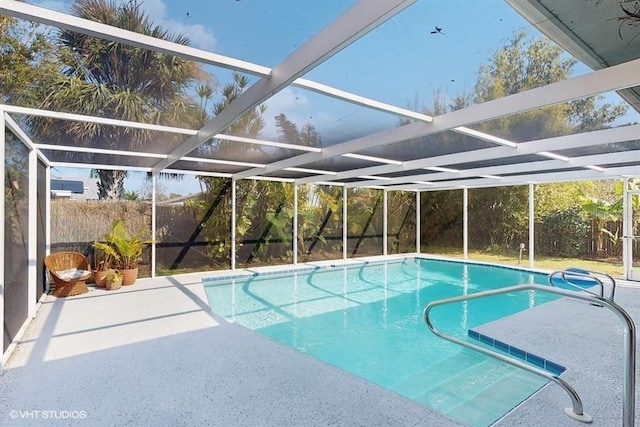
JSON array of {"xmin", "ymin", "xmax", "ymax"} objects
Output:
[
  {"xmin": 423, "ymin": 284, "xmax": 636, "ymax": 426},
  {"xmin": 549, "ymin": 270, "xmax": 605, "ymax": 300},
  {"xmin": 548, "ymin": 269, "xmax": 617, "ymax": 301}
]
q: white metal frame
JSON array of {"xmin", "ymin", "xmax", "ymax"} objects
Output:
[
  {"xmin": 293, "ymin": 184, "xmax": 298, "ymax": 265},
  {"xmin": 3, "ymin": 0, "xmax": 640, "ymax": 395},
  {"xmin": 0, "ymin": 112, "xmax": 5, "ymax": 374},
  {"xmin": 1, "ymin": 0, "xmax": 640, "ymax": 370},
  {"xmin": 416, "ymin": 191, "xmax": 421, "ymax": 253},
  {"xmin": 153, "ymin": 0, "xmax": 416, "ymax": 173},
  {"xmin": 0, "ymin": 1, "xmax": 636, "ymax": 193},
  {"xmin": 463, "ymin": 188, "xmax": 469, "ymax": 259},
  {"xmin": 623, "ymin": 179, "xmax": 640, "ymax": 280},
  {"xmin": 0, "ymin": 109, "xmax": 47, "ymax": 371},
  {"xmin": 529, "ymin": 184, "xmax": 535, "ymax": 268},
  {"xmin": 383, "ymin": 190, "xmax": 388, "ymax": 256},
  {"xmin": 343, "ymin": 186, "xmax": 348, "ymax": 260}
]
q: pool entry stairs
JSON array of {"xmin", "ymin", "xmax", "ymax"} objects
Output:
[
  {"xmin": 423, "ymin": 281, "xmax": 636, "ymax": 427},
  {"xmin": 393, "ymin": 350, "xmax": 547, "ymax": 426}
]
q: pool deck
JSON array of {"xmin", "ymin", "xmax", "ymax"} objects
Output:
[
  {"xmin": 478, "ymin": 278, "xmax": 640, "ymax": 427},
  {"xmin": 0, "ymin": 262, "xmax": 462, "ymax": 427},
  {"xmin": 1, "ymin": 256, "xmax": 639, "ymax": 426}
]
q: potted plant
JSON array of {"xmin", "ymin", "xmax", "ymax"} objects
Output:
[
  {"xmin": 91, "ymin": 241, "xmax": 120, "ymax": 287},
  {"xmin": 104, "ymin": 268, "xmax": 123, "ymax": 290},
  {"xmin": 105, "ymin": 220, "xmax": 151, "ymax": 285}
]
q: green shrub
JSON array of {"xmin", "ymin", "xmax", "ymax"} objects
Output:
[{"xmin": 538, "ymin": 207, "xmax": 588, "ymax": 257}]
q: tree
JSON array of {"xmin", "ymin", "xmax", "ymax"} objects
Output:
[
  {"xmin": 196, "ymin": 72, "xmax": 266, "ymax": 161},
  {"xmin": 121, "ymin": 189, "xmax": 140, "ymax": 201},
  {"xmin": 468, "ymin": 186, "xmax": 529, "ymax": 250},
  {"xmin": 0, "ymin": 16, "xmax": 61, "ymax": 107},
  {"xmin": 579, "ymin": 191, "xmax": 620, "ymax": 255},
  {"xmin": 429, "ymin": 32, "xmax": 628, "ymax": 252},
  {"xmin": 274, "ymin": 113, "xmax": 320, "ymax": 148},
  {"xmin": 467, "ymin": 31, "xmax": 626, "ymax": 140},
  {"xmin": 191, "ymin": 72, "xmax": 269, "ymax": 268},
  {"xmin": 31, "ymin": 0, "xmax": 207, "ymax": 199}
]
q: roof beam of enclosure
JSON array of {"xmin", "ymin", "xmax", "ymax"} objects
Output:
[
  {"xmin": 5, "ymin": 103, "xmax": 513, "ymax": 167},
  {"xmin": 292, "ymin": 78, "xmax": 432, "ymax": 123},
  {"xmin": 0, "ymin": 105, "xmax": 320, "ymax": 154},
  {"xmin": 245, "ymin": 56, "xmax": 640, "ymax": 182},
  {"xmin": 349, "ymin": 149, "xmax": 640, "ymax": 188},
  {"xmin": 3, "ymin": 113, "xmax": 51, "ymax": 166},
  {"xmin": 36, "ymin": 143, "xmax": 268, "ymax": 168},
  {"xmin": 152, "ymin": 0, "xmax": 416, "ymax": 174},
  {"xmin": 297, "ymin": 123, "xmax": 640, "ymax": 185},
  {"xmin": 389, "ymin": 165, "xmax": 640, "ymax": 192},
  {"xmin": 4, "ymin": 113, "xmax": 36, "ymax": 151},
  {"xmin": 2, "ymin": 105, "xmax": 199, "ymax": 135}
]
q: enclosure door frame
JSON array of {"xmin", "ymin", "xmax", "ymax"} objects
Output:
[{"xmin": 623, "ymin": 177, "xmax": 640, "ymax": 281}]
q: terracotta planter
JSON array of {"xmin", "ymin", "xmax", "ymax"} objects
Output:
[
  {"xmin": 93, "ymin": 270, "xmax": 108, "ymax": 288},
  {"xmin": 121, "ymin": 267, "xmax": 139, "ymax": 286}
]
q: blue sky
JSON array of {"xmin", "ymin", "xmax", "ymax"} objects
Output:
[{"xmin": 35, "ymin": 0, "xmax": 637, "ymax": 196}]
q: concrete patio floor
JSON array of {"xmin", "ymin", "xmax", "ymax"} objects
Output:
[
  {"xmin": 0, "ymin": 271, "xmax": 461, "ymax": 427},
  {"xmin": 1, "ymin": 262, "xmax": 639, "ymax": 426}
]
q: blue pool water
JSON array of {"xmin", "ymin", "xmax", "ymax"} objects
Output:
[{"xmin": 203, "ymin": 257, "xmax": 557, "ymax": 426}]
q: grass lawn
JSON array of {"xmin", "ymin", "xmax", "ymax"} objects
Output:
[{"xmin": 421, "ymin": 246, "xmax": 624, "ymax": 277}]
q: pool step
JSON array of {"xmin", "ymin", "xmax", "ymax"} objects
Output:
[
  {"xmin": 418, "ymin": 358, "xmax": 514, "ymax": 412},
  {"xmin": 446, "ymin": 369, "xmax": 548, "ymax": 427},
  {"xmin": 416, "ymin": 358, "xmax": 547, "ymax": 426},
  {"xmin": 390, "ymin": 350, "xmax": 486, "ymax": 399}
]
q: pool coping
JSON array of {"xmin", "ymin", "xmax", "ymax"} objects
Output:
[{"xmin": 201, "ymin": 253, "xmax": 549, "ymax": 285}]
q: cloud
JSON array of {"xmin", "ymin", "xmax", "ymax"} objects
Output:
[
  {"xmin": 260, "ymin": 86, "xmax": 393, "ymax": 144},
  {"xmin": 137, "ymin": 0, "xmax": 217, "ymax": 51},
  {"xmin": 34, "ymin": 0, "xmax": 217, "ymax": 52}
]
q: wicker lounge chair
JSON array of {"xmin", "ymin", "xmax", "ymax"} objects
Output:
[{"xmin": 44, "ymin": 252, "xmax": 92, "ymax": 297}]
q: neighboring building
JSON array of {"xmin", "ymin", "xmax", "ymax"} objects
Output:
[{"xmin": 50, "ymin": 177, "xmax": 99, "ymax": 200}]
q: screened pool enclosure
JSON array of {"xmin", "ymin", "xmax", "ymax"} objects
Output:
[{"xmin": 2, "ymin": 0, "xmax": 640, "ymax": 365}]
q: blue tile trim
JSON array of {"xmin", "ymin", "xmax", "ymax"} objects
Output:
[
  {"xmin": 494, "ymin": 339, "xmax": 509, "ymax": 353},
  {"xmin": 479, "ymin": 334, "xmax": 494, "ymax": 346},
  {"xmin": 467, "ymin": 330, "xmax": 566, "ymax": 375},
  {"xmin": 545, "ymin": 360, "xmax": 566, "ymax": 376},
  {"xmin": 526, "ymin": 353, "xmax": 546, "ymax": 370}
]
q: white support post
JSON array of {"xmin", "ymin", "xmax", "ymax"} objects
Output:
[
  {"xmin": 293, "ymin": 184, "xmax": 298, "ymax": 265},
  {"xmin": 343, "ymin": 186, "xmax": 348, "ymax": 260},
  {"xmin": 231, "ymin": 178, "xmax": 237, "ymax": 270},
  {"xmin": 0, "ymin": 112, "xmax": 5, "ymax": 374},
  {"xmin": 383, "ymin": 190, "xmax": 388, "ymax": 256},
  {"xmin": 463, "ymin": 188, "xmax": 468, "ymax": 259},
  {"xmin": 622, "ymin": 177, "xmax": 632, "ymax": 280},
  {"xmin": 529, "ymin": 184, "xmax": 535, "ymax": 268},
  {"xmin": 28, "ymin": 143, "xmax": 37, "ymax": 316},
  {"xmin": 150, "ymin": 174, "xmax": 157, "ymax": 278},
  {"xmin": 416, "ymin": 191, "xmax": 421, "ymax": 253},
  {"xmin": 45, "ymin": 165, "xmax": 51, "ymax": 258}
]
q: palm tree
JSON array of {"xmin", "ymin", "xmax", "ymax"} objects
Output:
[
  {"xmin": 196, "ymin": 72, "xmax": 266, "ymax": 161},
  {"xmin": 32, "ymin": 0, "xmax": 208, "ymax": 199}
]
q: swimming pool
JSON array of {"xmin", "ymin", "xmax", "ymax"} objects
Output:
[{"xmin": 203, "ymin": 257, "xmax": 557, "ymax": 426}]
